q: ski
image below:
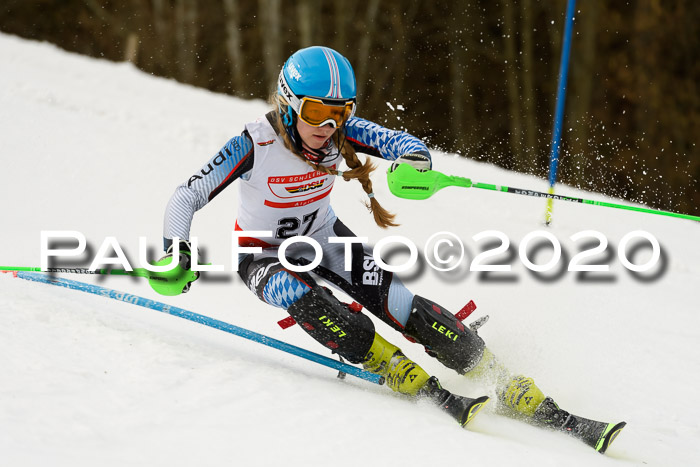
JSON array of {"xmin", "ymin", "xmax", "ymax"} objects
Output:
[
  {"xmin": 422, "ymin": 376, "xmax": 490, "ymax": 427},
  {"xmin": 441, "ymin": 393, "xmax": 490, "ymax": 427},
  {"xmin": 534, "ymin": 397, "xmax": 626, "ymax": 454},
  {"xmin": 594, "ymin": 421, "xmax": 627, "ymax": 454},
  {"xmin": 563, "ymin": 416, "xmax": 627, "ymax": 454}
]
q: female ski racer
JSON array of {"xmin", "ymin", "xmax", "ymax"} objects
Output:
[{"xmin": 161, "ymin": 46, "xmax": 624, "ymax": 452}]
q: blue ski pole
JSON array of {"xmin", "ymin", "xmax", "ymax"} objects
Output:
[{"xmin": 9, "ymin": 271, "xmax": 384, "ymax": 385}]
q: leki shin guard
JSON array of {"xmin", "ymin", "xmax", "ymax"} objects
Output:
[
  {"xmin": 286, "ymin": 287, "xmax": 376, "ymax": 363},
  {"xmin": 403, "ymin": 295, "xmax": 486, "ymax": 374}
]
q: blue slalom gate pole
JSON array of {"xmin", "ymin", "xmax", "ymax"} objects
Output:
[
  {"xmin": 10, "ymin": 271, "xmax": 384, "ymax": 385},
  {"xmin": 545, "ymin": 0, "xmax": 577, "ymax": 225}
]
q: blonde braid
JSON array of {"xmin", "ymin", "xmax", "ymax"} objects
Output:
[
  {"xmin": 334, "ymin": 132, "xmax": 398, "ymax": 228},
  {"xmin": 271, "ymin": 94, "xmax": 398, "ymax": 228}
]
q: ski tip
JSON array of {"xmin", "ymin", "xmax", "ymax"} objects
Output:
[
  {"xmin": 596, "ymin": 421, "xmax": 627, "ymax": 454},
  {"xmin": 461, "ymin": 396, "xmax": 490, "ymax": 427}
]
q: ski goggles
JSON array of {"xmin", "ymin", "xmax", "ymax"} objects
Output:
[
  {"xmin": 296, "ymin": 96, "xmax": 356, "ymax": 128},
  {"xmin": 278, "ymin": 70, "xmax": 356, "ymax": 128}
]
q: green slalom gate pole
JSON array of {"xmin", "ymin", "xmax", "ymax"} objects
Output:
[{"xmin": 387, "ymin": 164, "xmax": 700, "ymax": 222}]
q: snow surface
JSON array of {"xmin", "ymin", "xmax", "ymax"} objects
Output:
[{"xmin": 1, "ymin": 33, "xmax": 699, "ymax": 467}]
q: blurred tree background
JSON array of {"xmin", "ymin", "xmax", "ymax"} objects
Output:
[{"xmin": 1, "ymin": 0, "xmax": 697, "ymax": 215}]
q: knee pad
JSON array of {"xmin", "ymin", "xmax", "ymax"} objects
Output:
[
  {"xmin": 286, "ymin": 287, "xmax": 375, "ymax": 364},
  {"xmin": 404, "ymin": 295, "xmax": 485, "ymax": 374}
]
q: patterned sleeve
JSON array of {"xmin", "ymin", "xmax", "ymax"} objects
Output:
[
  {"xmin": 163, "ymin": 131, "xmax": 254, "ymax": 249},
  {"xmin": 343, "ymin": 117, "xmax": 431, "ymax": 161}
]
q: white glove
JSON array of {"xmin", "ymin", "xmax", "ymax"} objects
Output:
[{"xmin": 390, "ymin": 153, "xmax": 432, "ymax": 173}]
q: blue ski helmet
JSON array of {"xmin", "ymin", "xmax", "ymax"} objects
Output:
[
  {"xmin": 278, "ymin": 46, "xmax": 357, "ymax": 104},
  {"xmin": 277, "ymin": 47, "xmax": 357, "ymax": 136}
]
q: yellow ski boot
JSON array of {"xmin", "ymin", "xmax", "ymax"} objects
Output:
[
  {"xmin": 466, "ymin": 349, "xmax": 626, "ymax": 453},
  {"xmin": 363, "ymin": 333, "xmax": 489, "ymax": 426}
]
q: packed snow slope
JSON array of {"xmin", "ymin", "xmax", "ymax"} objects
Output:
[{"xmin": 1, "ymin": 33, "xmax": 699, "ymax": 467}]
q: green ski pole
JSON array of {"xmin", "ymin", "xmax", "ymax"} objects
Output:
[
  {"xmin": 0, "ymin": 263, "xmax": 197, "ymax": 296},
  {"xmin": 387, "ymin": 164, "xmax": 700, "ymax": 222},
  {"xmin": 1, "ymin": 266, "xmax": 151, "ymax": 277}
]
